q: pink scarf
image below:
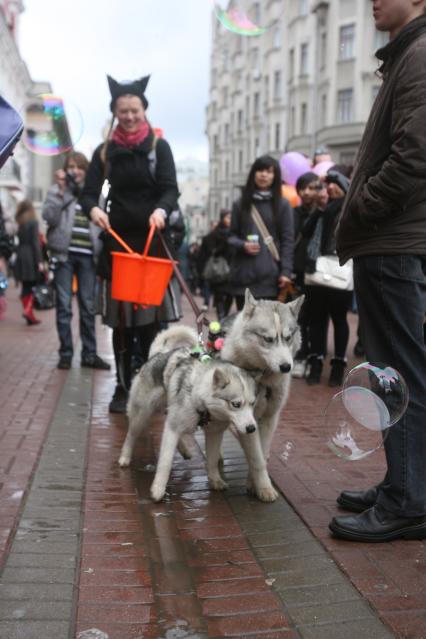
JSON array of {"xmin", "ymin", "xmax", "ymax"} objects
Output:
[{"xmin": 111, "ymin": 120, "xmax": 150, "ymax": 148}]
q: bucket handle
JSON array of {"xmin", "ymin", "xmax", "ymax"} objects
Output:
[{"xmin": 107, "ymin": 224, "xmax": 157, "ymax": 257}]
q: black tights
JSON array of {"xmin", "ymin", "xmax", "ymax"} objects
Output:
[
  {"xmin": 306, "ymin": 285, "xmax": 352, "ymax": 359},
  {"xmin": 112, "ymin": 322, "xmax": 159, "ymax": 390}
]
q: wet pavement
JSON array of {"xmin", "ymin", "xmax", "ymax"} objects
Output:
[{"xmin": 0, "ymin": 287, "xmax": 425, "ymax": 638}]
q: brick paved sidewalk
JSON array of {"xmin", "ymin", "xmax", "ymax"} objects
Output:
[{"xmin": 0, "ymin": 287, "xmax": 425, "ymax": 638}]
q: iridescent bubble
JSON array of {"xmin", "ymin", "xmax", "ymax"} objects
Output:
[
  {"xmin": 213, "ymin": 0, "xmax": 280, "ymax": 37},
  {"xmin": 343, "ymin": 362, "xmax": 409, "ymax": 427},
  {"xmin": 22, "ymin": 93, "xmax": 83, "ymax": 156},
  {"xmin": 324, "ymin": 387, "xmax": 390, "ymax": 461}
]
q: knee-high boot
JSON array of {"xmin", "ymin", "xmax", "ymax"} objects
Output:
[{"xmin": 21, "ymin": 294, "xmax": 41, "ymax": 325}]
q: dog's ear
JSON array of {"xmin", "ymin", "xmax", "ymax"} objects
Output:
[
  {"xmin": 243, "ymin": 288, "xmax": 257, "ymax": 317},
  {"xmin": 212, "ymin": 368, "xmax": 230, "ymax": 390},
  {"xmin": 288, "ymin": 295, "xmax": 305, "ymax": 319}
]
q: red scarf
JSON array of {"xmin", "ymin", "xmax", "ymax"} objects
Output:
[{"xmin": 111, "ymin": 120, "xmax": 150, "ymax": 148}]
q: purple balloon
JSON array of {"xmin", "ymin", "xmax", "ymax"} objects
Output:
[
  {"xmin": 280, "ymin": 152, "xmax": 312, "ymax": 186},
  {"xmin": 313, "ymin": 160, "xmax": 335, "ymax": 176}
]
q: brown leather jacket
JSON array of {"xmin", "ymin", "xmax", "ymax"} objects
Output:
[{"xmin": 336, "ymin": 15, "xmax": 426, "ymax": 264}]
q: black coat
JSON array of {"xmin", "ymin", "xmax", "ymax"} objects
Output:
[
  {"xmin": 0, "ymin": 212, "xmax": 13, "ymax": 260},
  {"xmin": 80, "ymin": 132, "xmax": 179, "ymax": 278},
  {"xmin": 228, "ymin": 196, "xmax": 294, "ymax": 298},
  {"xmin": 15, "ymin": 220, "xmax": 42, "ymax": 282}
]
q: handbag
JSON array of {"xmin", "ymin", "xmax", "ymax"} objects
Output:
[
  {"xmin": 304, "ymin": 255, "xmax": 353, "ymax": 291},
  {"xmin": 32, "ymin": 280, "xmax": 56, "ymax": 310},
  {"xmin": 202, "ymin": 254, "xmax": 230, "ymax": 284}
]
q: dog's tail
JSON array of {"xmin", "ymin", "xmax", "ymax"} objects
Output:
[{"xmin": 149, "ymin": 325, "xmax": 198, "ymax": 357}]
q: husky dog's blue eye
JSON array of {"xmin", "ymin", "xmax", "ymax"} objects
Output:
[{"xmin": 231, "ymin": 400, "xmax": 242, "ymax": 409}]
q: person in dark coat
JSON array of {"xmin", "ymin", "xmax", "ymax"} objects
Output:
[
  {"xmin": 199, "ymin": 209, "xmax": 234, "ymax": 320},
  {"xmin": 14, "ymin": 200, "xmax": 43, "ymax": 325},
  {"xmin": 0, "ymin": 203, "xmax": 13, "ymax": 320},
  {"xmin": 331, "ymin": 3, "xmax": 426, "ymax": 543},
  {"xmin": 80, "ymin": 73, "xmax": 180, "ymax": 413},
  {"xmin": 228, "ymin": 155, "xmax": 294, "ymax": 308}
]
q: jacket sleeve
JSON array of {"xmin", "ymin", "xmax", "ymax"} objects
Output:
[
  {"xmin": 228, "ymin": 201, "xmax": 246, "ymax": 252},
  {"xmin": 79, "ymin": 145, "xmax": 104, "ymax": 218},
  {"xmin": 153, "ymin": 139, "xmax": 179, "ymax": 214},
  {"xmin": 277, "ymin": 199, "xmax": 294, "ymax": 277},
  {"xmin": 355, "ymin": 45, "xmax": 426, "ymax": 225},
  {"xmin": 42, "ymin": 185, "xmax": 70, "ymax": 228}
]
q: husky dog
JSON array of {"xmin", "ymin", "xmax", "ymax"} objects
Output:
[
  {"xmin": 118, "ymin": 337, "xmax": 260, "ymax": 502},
  {"xmin": 210, "ymin": 290, "xmax": 304, "ymax": 500}
]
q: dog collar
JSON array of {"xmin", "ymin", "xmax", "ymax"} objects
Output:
[{"xmin": 197, "ymin": 409, "xmax": 211, "ymax": 428}]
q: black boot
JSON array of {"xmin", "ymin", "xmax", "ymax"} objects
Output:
[
  {"xmin": 328, "ymin": 358, "xmax": 347, "ymax": 387},
  {"xmin": 306, "ymin": 355, "xmax": 323, "ymax": 385},
  {"xmin": 109, "ymin": 384, "xmax": 128, "ymax": 414}
]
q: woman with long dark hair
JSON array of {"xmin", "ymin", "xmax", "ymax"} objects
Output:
[
  {"xmin": 228, "ymin": 155, "xmax": 294, "ymax": 309},
  {"xmin": 14, "ymin": 200, "xmax": 43, "ymax": 325}
]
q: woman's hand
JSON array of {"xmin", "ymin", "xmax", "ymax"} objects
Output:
[
  {"xmin": 244, "ymin": 241, "xmax": 260, "ymax": 255},
  {"xmin": 278, "ymin": 275, "xmax": 292, "ymax": 288},
  {"xmin": 149, "ymin": 209, "xmax": 166, "ymax": 230},
  {"xmin": 90, "ymin": 206, "xmax": 110, "ymax": 230}
]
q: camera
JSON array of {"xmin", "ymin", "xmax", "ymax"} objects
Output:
[{"xmin": 324, "ymin": 170, "xmax": 350, "ymax": 194}]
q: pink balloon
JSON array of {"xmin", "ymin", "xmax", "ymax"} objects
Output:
[
  {"xmin": 312, "ymin": 160, "xmax": 335, "ymax": 176},
  {"xmin": 279, "ymin": 152, "xmax": 312, "ymax": 187}
]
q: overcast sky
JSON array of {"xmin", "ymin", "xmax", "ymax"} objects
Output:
[{"xmin": 19, "ymin": 0, "xmax": 214, "ymax": 162}]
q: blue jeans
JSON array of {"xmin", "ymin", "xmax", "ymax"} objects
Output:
[
  {"xmin": 54, "ymin": 253, "xmax": 97, "ymax": 360},
  {"xmin": 354, "ymin": 255, "xmax": 426, "ymax": 517}
]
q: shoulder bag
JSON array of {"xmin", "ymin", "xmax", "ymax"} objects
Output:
[{"xmin": 304, "ymin": 255, "xmax": 353, "ymax": 291}]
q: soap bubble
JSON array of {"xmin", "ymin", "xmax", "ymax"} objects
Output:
[
  {"xmin": 343, "ymin": 362, "xmax": 408, "ymax": 427},
  {"xmin": 324, "ymin": 387, "xmax": 390, "ymax": 461},
  {"xmin": 22, "ymin": 93, "xmax": 83, "ymax": 156},
  {"xmin": 280, "ymin": 441, "xmax": 294, "ymax": 465},
  {"xmin": 213, "ymin": 0, "xmax": 280, "ymax": 36}
]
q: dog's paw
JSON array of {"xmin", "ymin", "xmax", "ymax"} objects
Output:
[
  {"xmin": 256, "ymin": 485, "xmax": 278, "ymax": 502},
  {"xmin": 118, "ymin": 455, "xmax": 130, "ymax": 467},
  {"xmin": 209, "ymin": 476, "xmax": 228, "ymax": 491},
  {"xmin": 177, "ymin": 442, "xmax": 193, "ymax": 460},
  {"xmin": 150, "ymin": 483, "xmax": 166, "ymax": 502}
]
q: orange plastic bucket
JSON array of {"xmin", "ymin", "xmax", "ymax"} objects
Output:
[{"xmin": 110, "ymin": 226, "xmax": 174, "ymax": 306}]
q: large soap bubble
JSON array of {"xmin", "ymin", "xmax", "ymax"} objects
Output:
[
  {"xmin": 213, "ymin": 1, "xmax": 280, "ymax": 36},
  {"xmin": 324, "ymin": 362, "xmax": 409, "ymax": 461},
  {"xmin": 22, "ymin": 93, "xmax": 83, "ymax": 156},
  {"xmin": 343, "ymin": 362, "xmax": 408, "ymax": 427}
]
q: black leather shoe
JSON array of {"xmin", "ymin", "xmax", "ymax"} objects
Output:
[
  {"xmin": 81, "ymin": 354, "xmax": 111, "ymax": 370},
  {"xmin": 329, "ymin": 506, "xmax": 426, "ymax": 542},
  {"xmin": 109, "ymin": 385, "xmax": 128, "ymax": 414},
  {"xmin": 57, "ymin": 356, "xmax": 72, "ymax": 370},
  {"xmin": 337, "ymin": 486, "xmax": 378, "ymax": 513}
]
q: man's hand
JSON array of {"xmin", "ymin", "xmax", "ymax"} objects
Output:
[
  {"xmin": 149, "ymin": 209, "xmax": 166, "ymax": 230},
  {"xmin": 90, "ymin": 206, "xmax": 110, "ymax": 230}
]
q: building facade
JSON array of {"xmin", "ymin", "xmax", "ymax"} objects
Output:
[{"xmin": 206, "ymin": 0, "xmax": 388, "ymax": 219}]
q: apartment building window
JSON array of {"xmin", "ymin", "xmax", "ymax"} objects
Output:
[
  {"xmin": 300, "ymin": 43, "xmax": 309, "ymax": 75},
  {"xmin": 222, "ymin": 48, "xmax": 229, "ymax": 71},
  {"xmin": 255, "ymin": 137, "xmax": 260, "ymax": 157},
  {"xmin": 213, "ymin": 134, "xmax": 218, "ymax": 153},
  {"xmin": 238, "ymin": 149, "xmax": 243, "ymax": 172},
  {"xmin": 301, "ymin": 103, "xmax": 308, "ymax": 134},
  {"xmin": 224, "ymin": 123, "xmax": 229, "ymax": 143},
  {"xmin": 253, "ymin": 92, "xmax": 260, "ymax": 118},
  {"xmin": 275, "ymin": 123, "xmax": 281, "ymax": 151},
  {"xmin": 320, "ymin": 32, "xmax": 327, "ymax": 69},
  {"xmin": 273, "ymin": 70, "xmax": 282, "ymax": 100},
  {"xmin": 289, "ymin": 48, "xmax": 295, "ymax": 81},
  {"xmin": 225, "ymin": 160, "xmax": 229, "ymax": 179},
  {"xmin": 222, "ymin": 86, "xmax": 228, "ymax": 107},
  {"xmin": 264, "ymin": 75, "xmax": 269, "ymax": 103},
  {"xmin": 339, "ymin": 24, "xmax": 355, "ymax": 60},
  {"xmin": 299, "ymin": 0, "xmax": 308, "ymax": 16},
  {"xmin": 337, "ymin": 89, "xmax": 354, "ymax": 123},
  {"xmin": 237, "ymin": 109, "xmax": 243, "ymax": 131},
  {"xmin": 290, "ymin": 106, "xmax": 296, "ymax": 137},
  {"xmin": 211, "ymin": 102, "xmax": 217, "ymax": 120},
  {"xmin": 321, "ymin": 93, "xmax": 327, "ymax": 127},
  {"xmin": 252, "ymin": 2, "xmax": 260, "ymax": 24},
  {"xmin": 214, "ymin": 169, "xmax": 218, "ymax": 186},
  {"xmin": 251, "ymin": 47, "xmax": 260, "ymax": 74},
  {"xmin": 273, "ymin": 26, "xmax": 281, "ymax": 48}
]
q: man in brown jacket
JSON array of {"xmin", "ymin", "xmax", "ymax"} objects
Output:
[{"xmin": 330, "ymin": 0, "xmax": 426, "ymax": 542}]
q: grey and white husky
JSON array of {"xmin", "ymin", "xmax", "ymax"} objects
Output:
[
  {"xmin": 214, "ymin": 290, "xmax": 304, "ymax": 500},
  {"xmin": 118, "ymin": 331, "xmax": 260, "ymax": 502}
]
